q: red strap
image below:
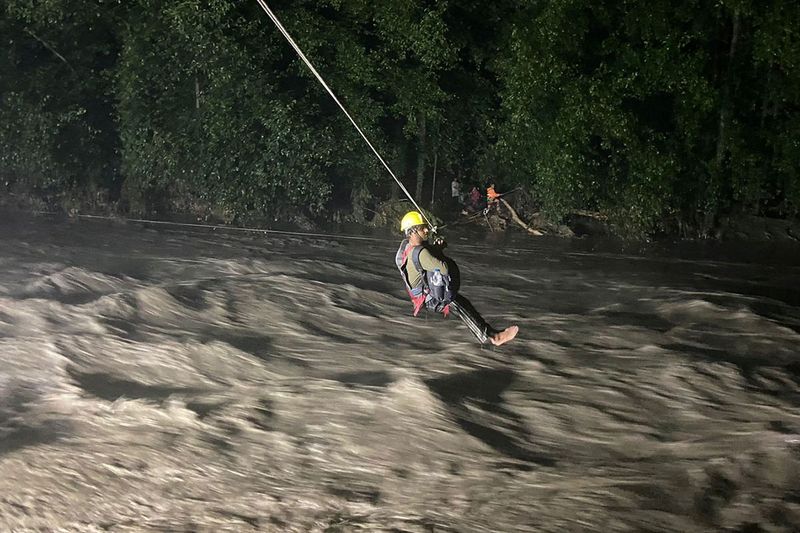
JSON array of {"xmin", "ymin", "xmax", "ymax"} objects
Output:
[
  {"xmin": 409, "ymin": 290, "xmax": 426, "ymax": 316},
  {"xmin": 401, "ymin": 243, "xmax": 412, "ymax": 262},
  {"xmin": 402, "ymin": 244, "xmax": 426, "ymax": 316},
  {"xmin": 402, "ymin": 244, "xmax": 448, "ymax": 317}
]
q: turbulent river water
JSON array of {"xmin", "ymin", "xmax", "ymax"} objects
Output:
[{"xmin": 1, "ymin": 212, "xmax": 799, "ymax": 532}]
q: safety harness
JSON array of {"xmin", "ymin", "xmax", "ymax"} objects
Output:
[{"xmin": 395, "ymin": 239, "xmax": 454, "ymax": 317}]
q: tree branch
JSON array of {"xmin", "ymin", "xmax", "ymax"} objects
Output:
[
  {"xmin": 499, "ymin": 198, "xmax": 543, "ymax": 236},
  {"xmin": 24, "ymin": 28, "xmax": 76, "ymax": 74}
]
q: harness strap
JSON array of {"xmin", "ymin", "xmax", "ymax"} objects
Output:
[
  {"xmin": 398, "ymin": 242, "xmax": 452, "ymax": 317},
  {"xmin": 410, "ymin": 245, "xmax": 425, "ymax": 279},
  {"xmin": 410, "ymin": 244, "xmax": 452, "ymax": 316},
  {"xmin": 401, "ymin": 244, "xmax": 427, "ymax": 316}
]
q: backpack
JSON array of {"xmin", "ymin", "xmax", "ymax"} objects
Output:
[{"xmin": 395, "ymin": 239, "xmax": 454, "ymax": 316}]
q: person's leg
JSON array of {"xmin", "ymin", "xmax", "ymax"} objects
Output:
[{"xmin": 448, "ymin": 293, "xmax": 497, "ymax": 344}]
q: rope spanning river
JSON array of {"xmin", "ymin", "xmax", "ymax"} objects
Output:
[{"xmin": 1, "ymin": 213, "xmax": 799, "ymax": 532}]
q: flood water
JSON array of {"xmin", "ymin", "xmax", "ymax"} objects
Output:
[{"xmin": 1, "ymin": 212, "xmax": 799, "ymax": 532}]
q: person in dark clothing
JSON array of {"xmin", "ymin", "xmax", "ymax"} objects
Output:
[
  {"xmin": 468, "ymin": 186, "xmax": 482, "ymax": 211},
  {"xmin": 395, "ymin": 211, "xmax": 518, "ymax": 346}
]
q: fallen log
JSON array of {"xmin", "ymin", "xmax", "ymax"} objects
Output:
[{"xmin": 499, "ymin": 198, "xmax": 543, "ymax": 236}]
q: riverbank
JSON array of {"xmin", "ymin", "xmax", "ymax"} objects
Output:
[{"xmin": 3, "ymin": 187, "xmax": 799, "ymax": 245}]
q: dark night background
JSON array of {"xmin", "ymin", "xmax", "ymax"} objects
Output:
[{"xmin": 1, "ymin": 0, "xmax": 798, "ymax": 238}]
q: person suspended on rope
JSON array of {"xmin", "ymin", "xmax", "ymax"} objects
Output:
[
  {"xmin": 256, "ymin": 3, "xmax": 510, "ymax": 345},
  {"xmin": 395, "ymin": 211, "xmax": 519, "ymax": 346}
]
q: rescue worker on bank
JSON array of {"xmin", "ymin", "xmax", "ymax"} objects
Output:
[
  {"xmin": 395, "ymin": 210, "xmax": 518, "ymax": 346},
  {"xmin": 484, "ymin": 182, "xmax": 501, "ymax": 215},
  {"xmin": 487, "ymin": 183, "xmax": 500, "ymax": 204}
]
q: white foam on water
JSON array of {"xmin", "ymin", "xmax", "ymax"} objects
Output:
[
  {"xmin": 0, "ymin": 297, "xmax": 108, "ymax": 337},
  {"xmin": 18, "ymin": 266, "xmax": 132, "ymax": 301},
  {"xmin": 658, "ymin": 298, "xmax": 800, "ymax": 360},
  {"xmin": 1, "ymin": 216, "xmax": 799, "ymax": 531}
]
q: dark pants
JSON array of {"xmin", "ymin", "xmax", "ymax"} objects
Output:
[
  {"xmin": 448, "ymin": 294, "xmax": 496, "ymax": 344},
  {"xmin": 425, "ymin": 252, "xmax": 496, "ymax": 344}
]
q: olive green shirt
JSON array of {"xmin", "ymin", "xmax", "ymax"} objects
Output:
[{"xmin": 405, "ymin": 245, "xmax": 448, "ymax": 289}]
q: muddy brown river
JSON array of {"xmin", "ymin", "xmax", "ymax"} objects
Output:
[{"xmin": 1, "ymin": 212, "xmax": 799, "ymax": 532}]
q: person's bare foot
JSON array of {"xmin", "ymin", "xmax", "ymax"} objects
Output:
[{"xmin": 489, "ymin": 325, "xmax": 518, "ymax": 346}]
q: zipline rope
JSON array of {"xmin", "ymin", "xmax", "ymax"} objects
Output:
[
  {"xmin": 67, "ymin": 213, "xmax": 391, "ymax": 242},
  {"xmin": 39, "ymin": 212, "xmax": 543, "ymax": 253},
  {"xmin": 254, "ymin": 0, "xmax": 434, "ymax": 230}
]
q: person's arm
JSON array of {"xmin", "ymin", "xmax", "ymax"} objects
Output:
[{"xmin": 418, "ymin": 247, "xmax": 448, "ymax": 275}]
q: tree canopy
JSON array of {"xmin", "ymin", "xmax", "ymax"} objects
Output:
[{"xmin": 2, "ymin": 0, "xmax": 798, "ymax": 236}]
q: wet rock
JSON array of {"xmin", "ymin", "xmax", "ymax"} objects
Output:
[
  {"xmin": 718, "ymin": 215, "xmax": 800, "ymax": 243},
  {"xmin": 568, "ymin": 213, "xmax": 611, "ymax": 237}
]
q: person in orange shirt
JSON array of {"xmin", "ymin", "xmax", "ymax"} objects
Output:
[
  {"xmin": 486, "ymin": 183, "xmax": 500, "ymax": 204},
  {"xmin": 483, "ymin": 182, "xmax": 501, "ymax": 216}
]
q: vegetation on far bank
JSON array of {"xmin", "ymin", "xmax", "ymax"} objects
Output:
[{"xmin": 2, "ymin": 0, "xmax": 798, "ymax": 239}]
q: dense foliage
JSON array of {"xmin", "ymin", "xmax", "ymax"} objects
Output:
[{"xmin": 1, "ymin": 0, "xmax": 798, "ymax": 235}]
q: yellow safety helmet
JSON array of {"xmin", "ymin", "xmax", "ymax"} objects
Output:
[{"xmin": 400, "ymin": 210, "xmax": 425, "ymax": 233}]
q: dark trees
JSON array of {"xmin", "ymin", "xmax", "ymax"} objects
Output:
[{"xmin": 1, "ymin": 0, "xmax": 797, "ymax": 235}]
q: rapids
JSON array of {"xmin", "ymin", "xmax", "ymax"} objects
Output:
[{"xmin": 1, "ymin": 212, "xmax": 799, "ymax": 532}]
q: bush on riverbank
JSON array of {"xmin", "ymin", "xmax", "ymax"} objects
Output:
[{"xmin": 2, "ymin": 1, "xmax": 798, "ymax": 239}]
